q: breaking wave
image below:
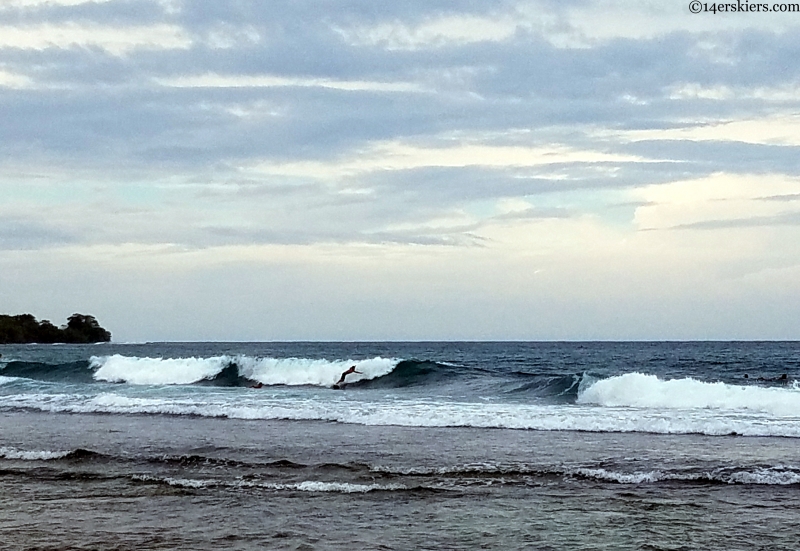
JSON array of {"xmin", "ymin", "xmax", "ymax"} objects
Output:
[
  {"xmin": 577, "ymin": 372, "xmax": 800, "ymax": 417},
  {"xmin": 1, "ymin": 354, "xmax": 466, "ymax": 389},
  {"xmin": 89, "ymin": 355, "xmax": 401, "ymax": 387}
]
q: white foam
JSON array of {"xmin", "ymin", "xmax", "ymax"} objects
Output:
[
  {"xmin": 131, "ymin": 466, "xmax": 800, "ymax": 488},
  {"xmin": 566, "ymin": 466, "xmax": 800, "ymax": 485},
  {"xmin": 571, "ymin": 468, "xmax": 664, "ymax": 484},
  {"xmin": 0, "ymin": 446, "xmax": 70, "ymax": 460},
  {"xmin": 0, "ymin": 376, "xmax": 18, "ymax": 385},
  {"xmin": 577, "ymin": 373, "xmax": 800, "ymax": 416},
  {"xmin": 273, "ymin": 481, "xmax": 406, "ymax": 493},
  {"xmin": 131, "ymin": 475, "xmax": 405, "ymax": 492},
  {"xmin": 91, "ymin": 355, "xmax": 230, "ymax": 385},
  {"xmin": 132, "ymin": 475, "xmax": 216, "ymax": 488},
  {"xmin": 724, "ymin": 468, "xmax": 800, "ymax": 485}
]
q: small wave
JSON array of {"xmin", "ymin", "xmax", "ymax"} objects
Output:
[
  {"xmin": 569, "ymin": 466, "xmax": 800, "ymax": 486},
  {"xmin": 0, "ymin": 446, "xmax": 71, "ymax": 461},
  {"xmin": 570, "ymin": 468, "xmax": 665, "ymax": 484},
  {"xmin": 274, "ymin": 481, "xmax": 406, "ymax": 493},
  {"xmin": 724, "ymin": 467, "xmax": 800, "ymax": 485},
  {"xmin": 131, "ymin": 475, "xmax": 407, "ymax": 493},
  {"xmin": 577, "ymin": 373, "xmax": 800, "ymax": 416},
  {"xmin": 373, "ymin": 462, "xmax": 800, "ymax": 486}
]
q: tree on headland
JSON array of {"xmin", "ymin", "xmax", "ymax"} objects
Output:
[
  {"xmin": 0, "ymin": 314, "xmax": 111, "ymax": 344},
  {"xmin": 63, "ymin": 314, "xmax": 112, "ymax": 343}
]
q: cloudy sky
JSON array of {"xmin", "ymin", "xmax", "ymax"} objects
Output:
[{"xmin": 1, "ymin": 0, "xmax": 799, "ymax": 341}]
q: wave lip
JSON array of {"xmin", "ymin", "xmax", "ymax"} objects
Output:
[{"xmin": 577, "ymin": 373, "xmax": 800, "ymax": 416}]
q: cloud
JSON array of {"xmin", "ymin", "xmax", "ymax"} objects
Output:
[
  {"xmin": 0, "ymin": 23, "xmax": 191, "ymax": 55},
  {"xmin": 0, "ymin": 217, "xmax": 78, "ymax": 250},
  {"xmin": 0, "ymin": 0, "xmax": 113, "ymax": 8},
  {"xmin": 633, "ymin": 172, "xmax": 800, "ymax": 232},
  {"xmin": 333, "ymin": 13, "xmax": 524, "ymax": 50},
  {"xmin": 758, "ymin": 193, "xmax": 800, "ymax": 202},
  {"xmin": 155, "ymin": 72, "xmax": 426, "ymax": 93},
  {"xmin": 1, "ymin": 0, "xmax": 800, "ymax": 338},
  {"xmin": 669, "ymin": 211, "xmax": 800, "ymax": 230},
  {"xmin": 0, "ymin": 69, "xmax": 32, "ymax": 88}
]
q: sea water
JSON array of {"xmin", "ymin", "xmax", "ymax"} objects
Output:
[{"xmin": 1, "ymin": 341, "xmax": 799, "ymax": 549}]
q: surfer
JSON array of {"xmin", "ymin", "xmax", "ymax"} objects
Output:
[{"xmin": 333, "ymin": 366, "xmax": 361, "ymax": 389}]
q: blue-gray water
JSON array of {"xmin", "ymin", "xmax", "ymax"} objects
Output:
[{"xmin": 2, "ymin": 342, "xmax": 800, "ymax": 550}]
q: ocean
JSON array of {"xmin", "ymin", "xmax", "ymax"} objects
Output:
[{"xmin": 1, "ymin": 341, "xmax": 799, "ymax": 550}]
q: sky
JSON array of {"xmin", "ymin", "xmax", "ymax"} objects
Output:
[{"xmin": 1, "ymin": 0, "xmax": 800, "ymax": 341}]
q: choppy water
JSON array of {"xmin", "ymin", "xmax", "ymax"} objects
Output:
[{"xmin": 2, "ymin": 341, "xmax": 800, "ymax": 550}]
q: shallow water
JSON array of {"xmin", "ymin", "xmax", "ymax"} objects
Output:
[{"xmin": 2, "ymin": 412, "xmax": 800, "ymax": 550}]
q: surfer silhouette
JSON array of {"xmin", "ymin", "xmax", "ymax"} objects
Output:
[{"xmin": 333, "ymin": 366, "xmax": 361, "ymax": 389}]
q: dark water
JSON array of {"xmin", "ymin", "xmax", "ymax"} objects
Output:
[{"xmin": 2, "ymin": 342, "xmax": 800, "ymax": 550}]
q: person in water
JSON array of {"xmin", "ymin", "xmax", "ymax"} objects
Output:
[{"xmin": 333, "ymin": 366, "xmax": 362, "ymax": 388}]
